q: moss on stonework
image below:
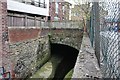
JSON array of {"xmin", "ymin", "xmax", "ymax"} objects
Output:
[
  {"xmin": 64, "ymin": 69, "xmax": 73, "ymax": 79},
  {"xmin": 30, "ymin": 61, "xmax": 52, "ymax": 78}
]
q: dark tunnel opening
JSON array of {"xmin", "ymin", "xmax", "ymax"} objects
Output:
[{"xmin": 50, "ymin": 43, "xmax": 79, "ymax": 80}]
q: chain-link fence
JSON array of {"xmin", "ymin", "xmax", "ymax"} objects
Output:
[
  {"xmin": 100, "ymin": 1, "xmax": 120, "ymax": 78},
  {"xmin": 87, "ymin": 1, "xmax": 120, "ymax": 79},
  {"xmin": 100, "ymin": 31, "xmax": 119, "ymax": 78}
]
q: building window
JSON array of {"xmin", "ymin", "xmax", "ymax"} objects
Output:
[
  {"xmin": 55, "ymin": 2, "xmax": 58, "ymax": 14},
  {"xmin": 13, "ymin": 0, "xmax": 46, "ymax": 8}
]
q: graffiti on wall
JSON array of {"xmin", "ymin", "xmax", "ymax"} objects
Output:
[{"xmin": 0, "ymin": 67, "xmax": 10, "ymax": 79}]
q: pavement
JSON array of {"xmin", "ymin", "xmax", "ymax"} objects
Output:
[{"xmin": 72, "ymin": 32, "xmax": 102, "ymax": 79}]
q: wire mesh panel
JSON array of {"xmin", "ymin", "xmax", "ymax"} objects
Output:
[
  {"xmin": 99, "ymin": 1, "xmax": 120, "ymax": 78},
  {"xmin": 87, "ymin": 1, "xmax": 120, "ymax": 78},
  {"xmin": 100, "ymin": 31, "xmax": 120, "ymax": 78}
]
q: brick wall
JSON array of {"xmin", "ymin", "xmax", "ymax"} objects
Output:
[
  {"xmin": 49, "ymin": 1, "xmax": 71, "ymax": 21},
  {"xmin": 8, "ymin": 27, "xmax": 41, "ymax": 43},
  {"xmin": 0, "ymin": 1, "xmax": 3, "ymax": 67},
  {"xmin": 49, "ymin": 2, "xmax": 64, "ymax": 21},
  {"xmin": 49, "ymin": 2, "xmax": 55, "ymax": 21},
  {"xmin": 58, "ymin": 2, "xmax": 63, "ymax": 21},
  {"xmin": 0, "ymin": 0, "xmax": 8, "ymax": 69},
  {"xmin": 0, "ymin": 0, "xmax": 12, "ymax": 77}
]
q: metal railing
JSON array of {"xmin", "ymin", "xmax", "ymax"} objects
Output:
[
  {"xmin": 39, "ymin": 21, "xmax": 83, "ymax": 29},
  {"xmin": 41, "ymin": 21, "xmax": 83, "ymax": 29},
  {"xmin": 7, "ymin": 14, "xmax": 83, "ymax": 28},
  {"xmin": 7, "ymin": 14, "xmax": 41, "ymax": 27}
]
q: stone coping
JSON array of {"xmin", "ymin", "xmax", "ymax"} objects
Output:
[{"xmin": 72, "ymin": 33, "xmax": 102, "ymax": 79}]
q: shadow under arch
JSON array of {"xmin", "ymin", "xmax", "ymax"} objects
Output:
[{"xmin": 50, "ymin": 43, "xmax": 79, "ymax": 80}]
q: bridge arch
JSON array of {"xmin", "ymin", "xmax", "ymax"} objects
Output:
[
  {"xmin": 49, "ymin": 43, "xmax": 79, "ymax": 79},
  {"xmin": 49, "ymin": 28, "xmax": 83, "ymax": 50}
]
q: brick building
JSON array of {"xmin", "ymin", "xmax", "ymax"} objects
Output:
[
  {"xmin": 0, "ymin": 0, "xmax": 10, "ymax": 78},
  {"xmin": 7, "ymin": 0, "xmax": 49, "ymax": 27},
  {"xmin": 0, "ymin": 0, "xmax": 50, "ymax": 78},
  {"xmin": 49, "ymin": 0, "xmax": 72, "ymax": 21}
]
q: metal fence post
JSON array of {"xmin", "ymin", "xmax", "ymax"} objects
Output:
[
  {"xmin": 118, "ymin": 4, "xmax": 120, "ymax": 76},
  {"xmin": 93, "ymin": 2, "xmax": 100, "ymax": 66},
  {"xmin": 90, "ymin": 6, "xmax": 94, "ymax": 47}
]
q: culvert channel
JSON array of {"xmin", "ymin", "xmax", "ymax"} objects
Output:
[{"xmin": 31, "ymin": 43, "xmax": 79, "ymax": 80}]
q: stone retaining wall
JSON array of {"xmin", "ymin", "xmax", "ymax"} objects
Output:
[
  {"xmin": 9, "ymin": 36, "xmax": 50, "ymax": 78},
  {"xmin": 8, "ymin": 28, "xmax": 83, "ymax": 78}
]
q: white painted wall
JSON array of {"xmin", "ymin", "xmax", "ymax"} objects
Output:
[{"xmin": 7, "ymin": 0, "xmax": 49, "ymax": 16}]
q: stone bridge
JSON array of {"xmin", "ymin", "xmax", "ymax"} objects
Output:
[
  {"xmin": 8, "ymin": 28, "xmax": 83, "ymax": 78},
  {"xmin": 41, "ymin": 28, "xmax": 83, "ymax": 50}
]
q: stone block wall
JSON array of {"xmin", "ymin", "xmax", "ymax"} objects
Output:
[
  {"xmin": 9, "ymin": 36, "xmax": 50, "ymax": 78},
  {"xmin": 50, "ymin": 29, "xmax": 83, "ymax": 50}
]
